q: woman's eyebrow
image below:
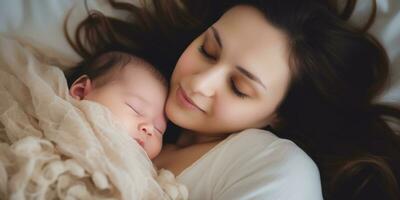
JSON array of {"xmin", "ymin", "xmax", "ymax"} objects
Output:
[
  {"xmin": 211, "ymin": 26, "xmax": 266, "ymax": 90},
  {"xmin": 236, "ymin": 66, "xmax": 267, "ymax": 90},
  {"xmin": 211, "ymin": 26, "xmax": 223, "ymax": 48}
]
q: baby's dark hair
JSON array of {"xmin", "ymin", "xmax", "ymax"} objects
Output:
[{"xmin": 66, "ymin": 51, "xmax": 167, "ymax": 88}]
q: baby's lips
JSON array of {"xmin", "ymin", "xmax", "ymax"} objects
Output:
[{"xmin": 134, "ymin": 138, "xmax": 145, "ymax": 147}]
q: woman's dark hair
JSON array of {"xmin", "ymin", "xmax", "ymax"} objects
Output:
[
  {"xmin": 246, "ymin": 1, "xmax": 400, "ymax": 199},
  {"xmin": 65, "ymin": 0, "xmax": 400, "ymax": 199}
]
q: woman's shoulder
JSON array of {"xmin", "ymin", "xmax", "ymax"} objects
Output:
[
  {"xmin": 179, "ymin": 128, "xmax": 323, "ymax": 199},
  {"xmin": 224, "ymin": 128, "xmax": 320, "ymax": 175},
  {"xmin": 227, "ymin": 128, "xmax": 284, "ymax": 145}
]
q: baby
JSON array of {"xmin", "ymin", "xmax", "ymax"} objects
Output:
[
  {"xmin": 0, "ymin": 38, "xmax": 187, "ymax": 199},
  {"xmin": 68, "ymin": 51, "xmax": 167, "ymax": 159}
]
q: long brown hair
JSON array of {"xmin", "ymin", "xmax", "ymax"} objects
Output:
[{"xmin": 65, "ymin": 0, "xmax": 400, "ymax": 199}]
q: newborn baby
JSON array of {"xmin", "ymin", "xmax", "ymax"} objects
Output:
[
  {"xmin": 68, "ymin": 51, "xmax": 167, "ymax": 159},
  {"xmin": 0, "ymin": 37, "xmax": 187, "ymax": 199}
]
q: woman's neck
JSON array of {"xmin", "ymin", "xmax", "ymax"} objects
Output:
[{"xmin": 176, "ymin": 130, "xmax": 228, "ymax": 147}]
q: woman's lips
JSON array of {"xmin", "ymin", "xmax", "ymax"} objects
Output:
[{"xmin": 176, "ymin": 86, "xmax": 205, "ymax": 113}]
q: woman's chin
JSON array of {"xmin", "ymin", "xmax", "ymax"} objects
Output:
[{"xmin": 166, "ymin": 101, "xmax": 200, "ymax": 131}]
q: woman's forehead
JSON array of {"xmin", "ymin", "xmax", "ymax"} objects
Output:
[
  {"xmin": 214, "ymin": 5, "xmax": 289, "ymax": 52},
  {"xmin": 212, "ymin": 5, "xmax": 290, "ymax": 85}
]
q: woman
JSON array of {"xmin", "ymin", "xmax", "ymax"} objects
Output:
[{"xmin": 66, "ymin": 0, "xmax": 400, "ymax": 199}]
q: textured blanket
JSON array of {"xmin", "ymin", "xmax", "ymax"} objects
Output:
[{"xmin": 0, "ymin": 36, "xmax": 187, "ymax": 200}]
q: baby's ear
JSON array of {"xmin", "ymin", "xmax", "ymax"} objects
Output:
[{"xmin": 69, "ymin": 75, "xmax": 93, "ymax": 100}]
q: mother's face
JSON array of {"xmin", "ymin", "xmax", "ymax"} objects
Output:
[{"xmin": 166, "ymin": 5, "xmax": 291, "ymax": 135}]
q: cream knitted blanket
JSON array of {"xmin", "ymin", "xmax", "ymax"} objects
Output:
[{"xmin": 0, "ymin": 36, "xmax": 187, "ymax": 200}]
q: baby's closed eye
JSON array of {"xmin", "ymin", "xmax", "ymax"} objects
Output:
[{"xmin": 125, "ymin": 102, "xmax": 142, "ymax": 116}]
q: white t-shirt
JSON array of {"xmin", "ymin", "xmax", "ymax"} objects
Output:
[{"xmin": 177, "ymin": 129, "xmax": 323, "ymax": 200}]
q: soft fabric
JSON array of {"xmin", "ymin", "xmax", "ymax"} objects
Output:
[
  {"xmin": 0, "ymin": 0, "xmax": 140, "ymax": 70},
  {"xmin": 177, "ymin": 129, "xmax": 323, "ymax": 200},
  {"xmin": 346, "ymin": 0, "xmax": 400, "ymax": 103},
  {"xmin": 0, "ymin": 36, "xmax": 187, "ymax": 200}
]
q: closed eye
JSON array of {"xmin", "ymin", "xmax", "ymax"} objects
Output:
[
  {"xmin": 230, "ymin": 79, "xmax": 249, "ymax": 98},
  {"xmin": 126, "ymin": 103, "xmax": 141, "ymax": 116},
  {"xmin": 198, "ymin": 45, "xmax": 217, "ymax": 60},
  {"xmin": 155, "ymin": 128, "xmax": 163, "ymax": 135}
]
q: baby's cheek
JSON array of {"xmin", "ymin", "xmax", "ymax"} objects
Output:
[
  {"xmin": 149, "ymin": 137, "xmax": 163, "ymax": 159},
  {"xmin": 156, "ymin": 136, "xmax": 163, "ymax": 152}
]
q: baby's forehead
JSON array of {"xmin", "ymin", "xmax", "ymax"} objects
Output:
[
  {"xmin": 96, "ymin": 52, "xmax": 167, "ymax": 88},
  {"xmin": 119, "ymin": 65, "xmax": 167, "ymax": 113},
  {"xmin": 121, "ymin": 61, "xmax": 167, "ymax": 88}
]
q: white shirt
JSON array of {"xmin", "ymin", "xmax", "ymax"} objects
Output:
[{"xmin": 177, "ymin": 129, "xmax": 323, "ymax": 200}]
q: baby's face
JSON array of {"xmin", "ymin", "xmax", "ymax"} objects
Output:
[{"xmin": 84, "ymin": 63, "xmax": 167, "ymax": 159}]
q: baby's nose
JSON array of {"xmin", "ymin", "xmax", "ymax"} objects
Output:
[{"xmin": 139, "ymin": 123, "xmax": 153, "ymax": 136}]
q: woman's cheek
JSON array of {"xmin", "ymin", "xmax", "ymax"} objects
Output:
[
  {"xmin": 210, "ymin": 99, "xmax": 228, "ymax": 122},
  {"xmin": 214, "ymin": 100, "xmax": 252, "ymax": 128},
  {"xmin": 174, "ymin": 42, "xmax": 203, "ymax": 78}
]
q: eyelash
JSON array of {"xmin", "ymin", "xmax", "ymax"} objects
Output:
[
  {"xmin": 230, "ymin": 79, "xmax": 248, "ymax": 98},
  {"xmin": 126, "ymin": 103, "xmax": 164, "ymax": 135},
  {"xmin": 155, "ymin": 129, "xmax": 163, "ymax": 135},
  {"xmin": 126, "ymin": 103, "xmax": 141, "ymax": 116},
  {"xmin": 198, "ymin": 45, "xmax": 217, "ymax": 60},
  {"xmin": 199, "ymin": 44, "xmax": 248, "ymax": 99}
]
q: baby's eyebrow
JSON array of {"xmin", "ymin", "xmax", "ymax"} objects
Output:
[{"xmin": 125, "ymin": 92, "xmax": 150, "ymax": 105}]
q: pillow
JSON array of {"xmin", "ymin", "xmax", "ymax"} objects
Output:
[
  {"xmin": 346, "ymin": 0, "xmax": 400, "ymax": 104},
  {"xmin": 0, "ymin": 0, "xmax": 139, "ymax": 70},
  {"xmin": 0, "ymin": 0, "xmax": 398, "ymax": 104}
]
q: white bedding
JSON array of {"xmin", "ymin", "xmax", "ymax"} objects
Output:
[
  {"xmin": 346, "ymin": 0, "xmax": 400, "ymax": 103},
  {"xmin": 0, "ymin": 36, "xmax": 187, "ymax": 200}
]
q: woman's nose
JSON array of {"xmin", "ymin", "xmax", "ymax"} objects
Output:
[{"xmin": 188, "ymin": 65, "xmax": 226, "ymax": 97}]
